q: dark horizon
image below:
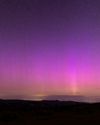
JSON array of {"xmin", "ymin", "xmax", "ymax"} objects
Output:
[{"xmin": 0, "ymin": 94, "xmax": 100, "ymax": 103}]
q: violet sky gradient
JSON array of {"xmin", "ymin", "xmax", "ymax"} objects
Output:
[{"xmin": 0, "ymin": 0, "xmax": 100, "ymax": 100}]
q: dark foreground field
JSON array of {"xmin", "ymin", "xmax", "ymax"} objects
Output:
[{"xmin": 0, "ymin": 100, "xmax": 100, "ymax": 125}]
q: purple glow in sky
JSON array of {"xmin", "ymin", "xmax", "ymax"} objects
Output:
[{"xmin": 0, "ymin": 0, "xmax": 100, "ymax": 100}]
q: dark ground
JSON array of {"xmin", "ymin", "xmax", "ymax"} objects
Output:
[{"xmin": 0, "ymin": 100, "xmax": 100, "ymax": 125}]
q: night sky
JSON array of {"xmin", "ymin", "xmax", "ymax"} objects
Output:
[{"xmin": 0, "ymin": 0, "xmax": 100, "ymax": 100}]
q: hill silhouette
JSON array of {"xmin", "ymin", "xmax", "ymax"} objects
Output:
[
  {"xmin": 0, "ymin": 99, "xmax": 100, "ymax": 124},
  {"xmin": 44, "ymin": 95, "xmax": 86, "ymax": 102}
]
